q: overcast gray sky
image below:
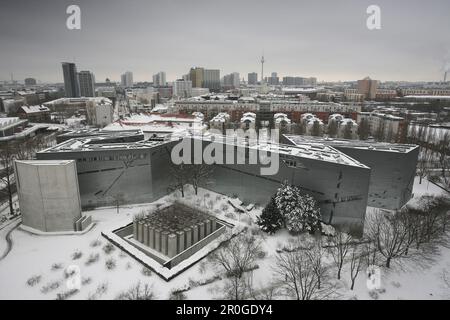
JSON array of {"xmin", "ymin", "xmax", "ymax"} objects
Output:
[{"xmin": 1, "ymin": 0, "xmax": 450, "ymax": 83}]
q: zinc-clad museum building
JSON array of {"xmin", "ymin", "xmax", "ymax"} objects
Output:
[
  {"xmin": 282, "ymin": 135, "xmax": 420, "ymax": 210},
  {"xmin": 34, "ymin": 132, "xmax": 373, "ymax": 230}
]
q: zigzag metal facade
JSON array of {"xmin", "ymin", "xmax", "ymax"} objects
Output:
[
  {"xmin": 36, "ymin": 133, "xmax": 371, "ymax": 231},
  {"xmin": 282, "ymin": 135, "xmax": 419, "ymax": 210}
]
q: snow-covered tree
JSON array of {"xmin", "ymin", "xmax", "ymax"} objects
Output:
[
  {"xmin": 275, "ymin": 182, "xmax": 322, "ymax": 234},
  {"xmin": 257, "ymin": 197, "xmax": 284, "ymax": 234}
]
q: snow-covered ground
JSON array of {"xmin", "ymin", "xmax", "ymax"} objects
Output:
[
  {"xmin": 0, "ymin": 187, "xmax": 255, "ymax": 300},
  {"xmin": 0, "ymin": 178, "xmax": 449, "ymax": 300}
]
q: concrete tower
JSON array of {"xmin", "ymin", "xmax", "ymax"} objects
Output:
[{"xmin": 261, "ymin": 55, "xmax": 265, "ymax": 84}]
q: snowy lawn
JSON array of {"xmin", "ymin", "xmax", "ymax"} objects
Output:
[{"xmin": 0, "ymin": 178, "xmax": 449, "ymax": 300}]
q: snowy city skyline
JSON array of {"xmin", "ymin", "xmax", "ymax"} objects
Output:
[
  {"xmin": 1, "ymin": 0, "xmax": 449, "ymax": 305},
  {"xmin": 1, "ymin": 0, "xmax": 450, "ymax": 83}
]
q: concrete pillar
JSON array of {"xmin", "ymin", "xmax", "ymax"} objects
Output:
[
  {"xmin": 161, "ymin": 231, "xmax": 169, "ymax": 255},
  {"xmin": 149, "ymin": 227, "xmax": 155, "ymax": 249},
  {"xmin": 177, "ymin": 231, "xmax": 185, "ymax": 253},
  {"xmin": 192, "ymin": 225, "xmax": 199, "ymax": 244},
  {"xmin": 205, "ymin": 219, "xmax": 211, "ymax": 236},
  {"xmin": 143, "ymin": 224, "xmax": 149, "ymax": 246},
  {"xmin": 168, "ymin": 233, "xmax": 177, "ymax": 258},
  {"xmin": 154, "ymin": 229, "xmax": 161, "ymax": 252},
  {"xmin": 211, "ymin": 219, "xmax": 217, "ymax": 232},
  {"xmin": 184, "ymin": 227, "xmax": 192, "ymax": 248},
  {"xmin": 198, "ymin": 222, "xmax": 205, "ymax": 240},
  {"xmin": 137, "ymin": 221, "xmax": 144, "ymax": 243},
  {"xmin": 133, "ymin": 221, "xmax": 138, "ymax": 239}
]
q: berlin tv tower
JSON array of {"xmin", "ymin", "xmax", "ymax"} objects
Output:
[{"xmin": 261, "ymin": 54, "xmax": 265, "ymax": 84}]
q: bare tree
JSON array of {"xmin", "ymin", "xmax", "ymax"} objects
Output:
[
  {"xmin": 417, "ymin": 148, "xmax": 432, "ymax": 184},
  {"xmin": 436, "ymin": 132, "xmax": 449, "ymax": 186},
  {"xmin": 168, "ymin": 163, "xmax": 191, "ymax": 197},
  {"xmin": 418, "ymin": 196, "xmax": 449, "ymax": 245},
  {"xmin": 374, "ymin": 121, "xmax": 386, "ymax": 142},
  {"xmin": 189, "ymin": 164, "xmax": 213, "ymax": 195},
  {"xmin": 397, "ymin": 119, "xmax": 409, "ymax": 143},
  {"xmin": 0, "ymin": 142, "xmax": 18, "ymax": 215},
  {"xmin": 327, "ymin": 231, "xmax": 353, "ymax": 279},
  {"xmin": 362, "ymin": 238, "xmax": 379, "ymax": 267},
  {"xmin": 311, "ymin": 120, "xmax": 322, "ymax": 137},
  {"xmin": 442, "ymin": 269, "xmax": 450, "ymax": 297},
  {"xmin": 348, "ymin": 243, "xmax": 364, "ymax": 290},
  {"xmin": 274, "ymin": 248, "xmax": 318, "ymax": 300},
  {"xmin": 305, "ymin": 240, "xmax": 328, "ymax": 289},
  {"xmin": 327, "ymin": 120, "xmax": 338, "ymax": 138},
  {"xmin": 366, "ymin": 211, "xmax": 410, "ymax": 268},
  {"xmin": 357, "ymin": 118, "xmax": 370, "ymax": 140},
  {"xmin": 396, "ymin": 208, "xmax": 421, "ymax": 256},
  {"xmin": 343, "ymin": 122, "xmax": 354, "ymax": 140},
  {"xmin": 209, "ymin": 232, "xmax": 263, "ymax": 300},
  {"xmin": 116, "ymin": 281, "xmax": 156, "ymax": 300},
  {"xmin": 385, "ymin": 124, "xmax": 394, "ymax": 143},
  {"xmin": 273, "ymin": 243, "xmax": 336, "ymax": 300}
]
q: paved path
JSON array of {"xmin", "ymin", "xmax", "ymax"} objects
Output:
[{"xmin": 0, "ymin": 218, "xmax": 21, "ymax": 261}]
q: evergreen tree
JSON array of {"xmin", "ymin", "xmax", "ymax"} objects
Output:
[
  {"xmin": 283, "ymin": 193, "xmax": 321, "ymax": 234},
  {"xmin": 275, "ymin": 181, "xmax": 322, "ymax": 234},
  {"xmin": 257, "ymin": 197, "xmax": 284, "ymax": 234}
]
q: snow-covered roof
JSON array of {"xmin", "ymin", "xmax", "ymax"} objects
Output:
[
  {"xmin": 274, "ymin": 113, "xmax": 291, "ymax": 124},
  {"xmin": 404, "ymin": 95, "xmax": 450, "ymax": 100},
  {"xmin": 329, "ymin": 113, "xmax": 344, "ymax": 121},
  {"xmin": 307, "ymin": 118, "xmax": 323, "ymax": 125},
  {"xmin": 151, "ymin": 104, "xmax": 168, "ymax": 113},
  {"xmin": 192, "ymin": 111, "xmax": 204, "ymax": 120},
  {"xmin": 210, "ymin": 112, "xmax": 230, "ymax": 123},
  {"xmin": 42, "ymin": 133, "xmax": 368, "ymax": 168},
  {"xmin": 281, "ymin": 87, "xmax": 318, "ymax": 93},
  {"xmin": 240, "ymin": 115, "xmax": 256, "ymax": 123},
  {"xmin": 0, "ymin": 117, "xmax": 21, "ymax": 128},
  {"xmin": 273, "ymin": 113, "xmax": 288, "ymax": 119},
  {"xmin": 103, "ymin": 113, "xmax": 206, "ymax": 134},
  {"xmin": 20, "ymin": 105, "xmax": 50, "ymax": 114},
  {"xmin": 242, "ymin": 112, "xmax": 256, "ymax": 118},
  {"xmin": 284, "ymin": 135, "xmax": 418, "ymax": 153},
  {"xmin": 192, "ymin": 134, "xmax": 368, "ymax": 168},
  {"xmin": 301, "ymin": 113, "xmax": 315, "ymax": 120},
  {"xmin": 40, "ymin": 138, "xmax": 168, "ymax": 153},
  {"xmin": 340, "ymin": 118, "xmax": 357, "ymax": 126},
  {"xmin": 16, "ymin": 160, "xmax": 75, "ymax": 166}
]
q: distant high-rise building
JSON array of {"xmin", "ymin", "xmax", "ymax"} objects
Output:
[
  {"xmin": 202, "ymin": 69, "xmax": 220, "ymax": 91},
  {"xmin": 267, "ymin": 72, "xmax": 279, "ymax": 85},
  {"xmin": 189, "ymin": 67, "xmax": 204, "ymax": 88},
  {"xmin": 308, "ymin": 77, "xmax": 317, "ymax": 86},
  {"xmin": 222, "ymin": 72, "xmax": 240, "ymax": 89},
  {"xmin": 282, "ymin": 76, "xmax": 316, "ymax": 86},
  {"xmin": 152, "ymin": 71, "xmax": 166, "ymax": 86},
  {"xmin": 62, "ymin": 62, "xmax": 80, "ymax": 98},
  {"xmin": 172, "ymin": 79, "xmax": 192, "ymax": 98},
  {"xmin": 188, "ymin": 67, "xmax": 220, "ymax": 90},
  {"xmin": 121, "ymin": 71, "xmax": 133, "ymax": 87},
  {"xmin": 357, "ymin": 76, "xmax": 378, "ymax": 100},
  {"xmin": 248, "ymin": 72, "xmax": 258, "ymax": 85},
  {"xmin": 78, "ymin": 71, "xmax": 96, "ymax": 97},
  {"xmin": 24, "ymin": 78, "xmax": 37, "ymax": 86}
]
